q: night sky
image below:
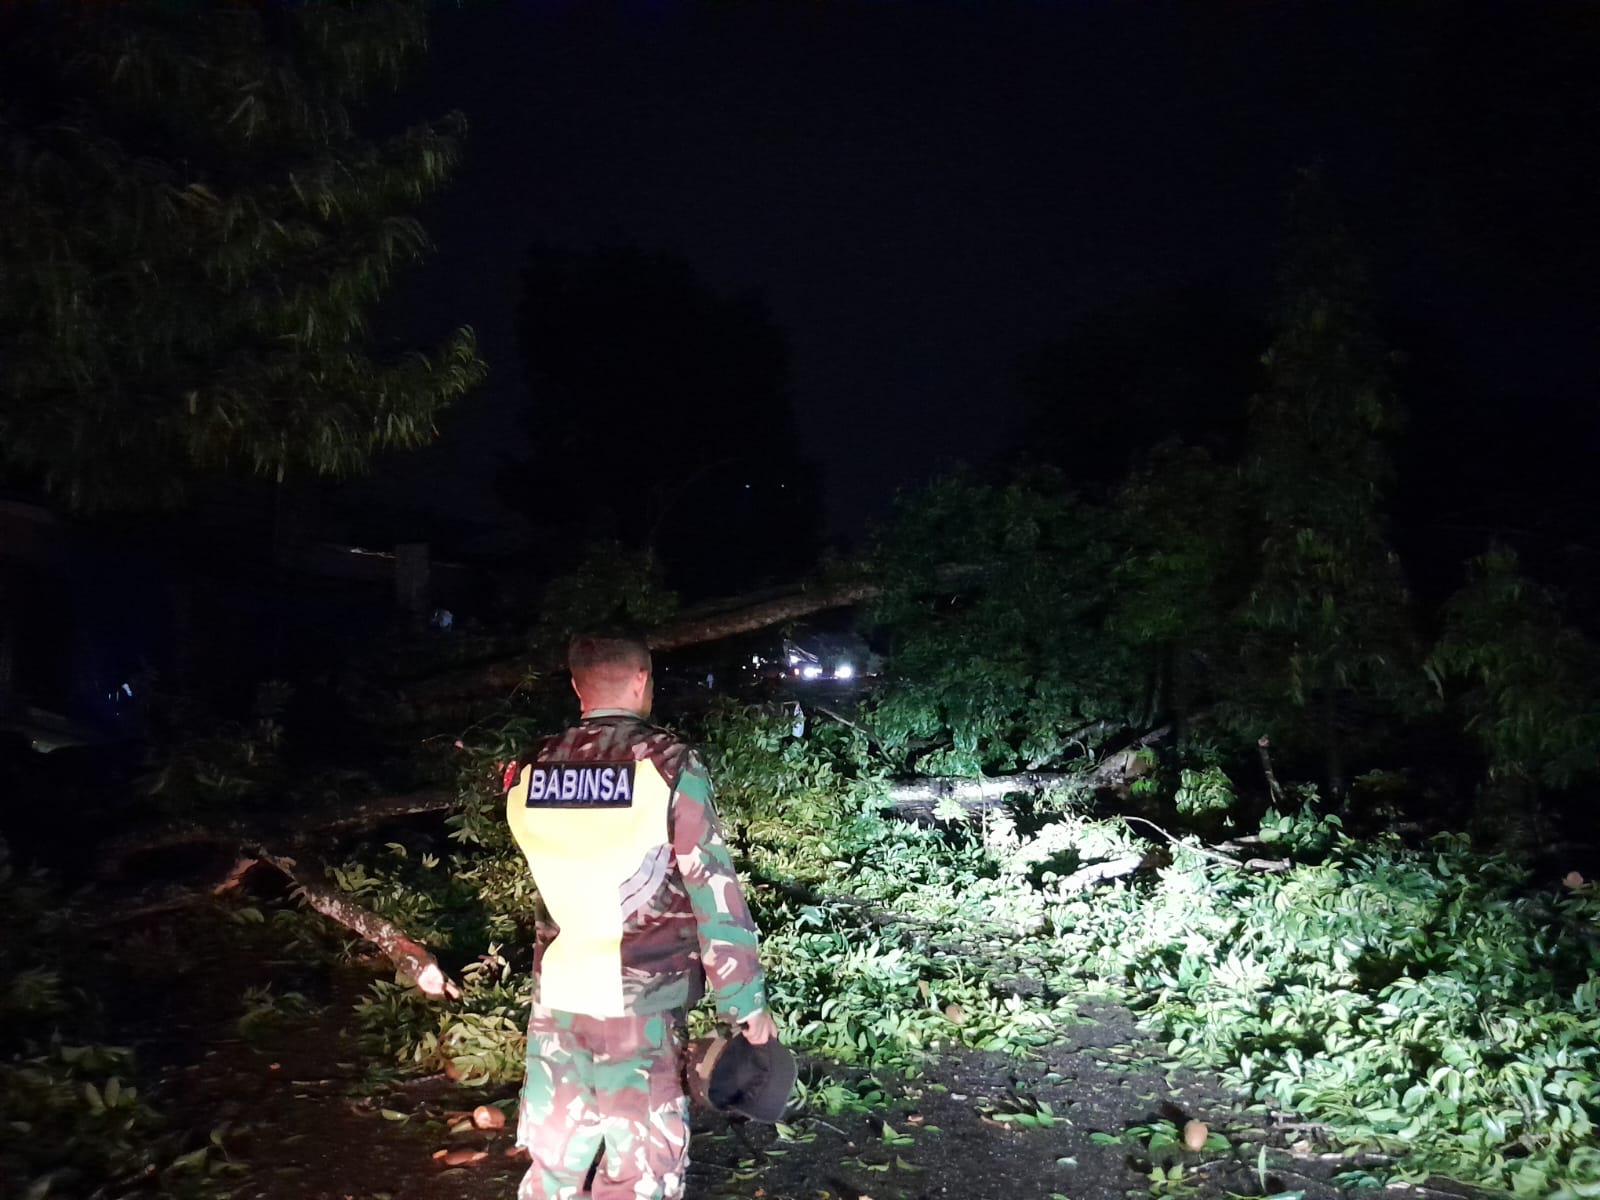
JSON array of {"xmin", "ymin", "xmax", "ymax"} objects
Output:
[{"xmin": 360, "ymin": 0, "xmax": 1600, "ymax": 566}]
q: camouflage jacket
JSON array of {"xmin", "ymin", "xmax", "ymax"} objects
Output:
[{"xmin": 504, "ymin": 710, "xmax": 768, "ymax": 1023}]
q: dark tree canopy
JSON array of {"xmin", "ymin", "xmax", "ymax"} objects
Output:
[
  {"xmin": 1011, "ymin": 279, "xmax": 1261, "ymax": 492},
  {"xmin": 0, "ymin": 0, "xmax": 485, "ymax": 511},
  {"xmin": 503, "ymin": 245, "xmax": 822, "ymax": 597},
  {"xmin": 1227, "ymin": 171, "xmax": 1421, "ymax": 785}
]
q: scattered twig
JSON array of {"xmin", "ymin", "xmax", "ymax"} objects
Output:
[
  {"xmin": 1121, "ymin": 816, "xmax": 1290, "ymax": 873},
  {"xmin": 1389, "ymin": 1182, "xmax": 1474, "ymax": 1198},
  {"xmin": 1213, "ymin": 836, "xmax": 1271, "ymax": 855},
  {"xmin": 812, "ymin": 704, "xmax": 887, "ymax": 755}
]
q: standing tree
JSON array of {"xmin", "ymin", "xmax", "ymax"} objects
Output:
[
  {"xmin": 0, "ymin": 0, "xmax": 485, "ymax": 511},
  {"xmin": 501, "ymin": 245, "xmax": 822, "ymax": 597},
  {"xmin": 1231, "ymin": 171, "xmax": 1419, "ymax": 794},
  {"xmin": 1108, "ymin": 441, "xmax": 1251, "ymax": 738},
  {"xmin": 1426, "ymin": 545, "xmax": 1600, "ymax": 846}
]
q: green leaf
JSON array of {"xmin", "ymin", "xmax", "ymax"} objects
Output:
[{"xmin": 169, "ymin": 1147, "xmax": 211, "ymax": 1173}]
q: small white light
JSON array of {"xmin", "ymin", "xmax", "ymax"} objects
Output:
[
  {"xmin": 834, "ymin": 663, "xmax": 854, "ymax": 680},
  {"xmin": 801, "ymin": 665, "xmax": 823, "ymax": 680},
  {"xmin": 788, "ymin": 655, "xmax": 799, "ymax": 666}
]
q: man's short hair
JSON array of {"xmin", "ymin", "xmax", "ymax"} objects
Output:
[{"xmin": 567, "ymin": 632, "xmax": 652, "ymax": 684}]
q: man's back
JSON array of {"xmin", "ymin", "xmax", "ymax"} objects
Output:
[{"xmin": 505, "ymin": 712, "xmax": 765, "ymax": 1024}]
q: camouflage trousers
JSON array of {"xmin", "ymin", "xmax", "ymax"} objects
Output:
[{"xmin": 516, "ymin": 1005, "xmax": 690, "ymax": 1200}]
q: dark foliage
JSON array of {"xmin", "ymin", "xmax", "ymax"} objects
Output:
[{"xmin": 0, "ymin": 0, "xmax": 484, "ymax": 510}]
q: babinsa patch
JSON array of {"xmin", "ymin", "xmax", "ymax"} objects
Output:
[{"xmin": 525, "ymin": 760, "xmax": 636, "ymax": 808}]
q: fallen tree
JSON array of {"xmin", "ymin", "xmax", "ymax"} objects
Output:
[
  {"xmin": 93, "ymin": 709, "xmax": 1199, "ymax": 1001},
  {"xmin": 101, "ymin": 840, "xmax": 463, "ymax": 998},
  {"xmin": 398, "ymin": 577, "xmax": 889, "ymax": 710},
  {"xmin": 226, "ymin": 849, "xmax": 460, "ymax": 998},
  {"xmin": 98, "ymin": 787, "xmax": 466, "ymax": 995},
  {"xmin": 884, "ymin": 728, "xmax": 1172, "ymax": 818},
  {"xmin": 649, "ymin": 579, "xmax": 886, "ymax": 652}
]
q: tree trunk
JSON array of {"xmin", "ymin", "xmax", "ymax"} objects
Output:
[
  {"xmin": 886, "ymin": 729, "xmax": 1169, "ymax": 818},
  {"xmin": 1256, "ymin": 736, "xmax": 1286, "ymax": 807},
  {"xmin": 1140, "ymin": 646, "xmax": 1163, "ymax": 731},
  {"xmin": 1322, "ymin": 688, "xmax": 1344, "ymax": 800},
  {"xmin": 0, "ymin": 572, "xmax": 16, "ymax": 721},
  {"xmin": 648, "ymin": 579, "xmax": 884, "ymax": 652},
  {"xmin": 400, "ymin": 577, "xmax": 889, "ymax": 708},
  {"xmin": 1166, "ymin": 640, "xmax": 1187, "ymax": 748},
  {"xmin": 884, "ymin": 770, "xmax": 1079, "ymax": 817},
  {"xmin": 110, "ymin": 850, "xmax": 462, "ymax": 997}
]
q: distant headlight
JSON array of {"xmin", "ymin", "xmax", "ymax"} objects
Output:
[
  {"xmin": 834, "ymin": 663, "xmax": 854, "ymax": 680},
  {"xmin": 801, "ymin": 665, "xmax": 823, "ymax": 680}
]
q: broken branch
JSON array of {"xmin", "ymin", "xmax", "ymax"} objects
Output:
[
  {"xmin": 251, "ymin": 848, "xmax": 461, "ymax": 998},
  {"xmin": 1122, "ymin": 815, "xmax": 1291, "ymax": 873}
]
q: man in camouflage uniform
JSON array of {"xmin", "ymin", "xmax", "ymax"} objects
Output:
[{"xmin": 501, "ymin": 633, "xmax": 777, "ymax": 1200}]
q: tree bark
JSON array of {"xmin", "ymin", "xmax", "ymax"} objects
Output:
[
  {"xmin": 885, "ymin": 770, "xmax": 1076, "ymax": 817},
  {"xmin": 1256, "ymin": 736, "xmax": 1286, "ymax": 807},
  {"xmin": 885, "ymin": 730, "xmax": 1169, "ymax": 818},
  {"xmin": 1055, "ymin": 854, "xmax": 1147, "ymax": 891},
  {"xmin": 649, "ymin": 579, "xmax": 885, "ymax": 652}
]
